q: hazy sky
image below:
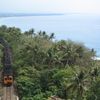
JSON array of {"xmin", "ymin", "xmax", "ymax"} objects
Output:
[{"xmin": 0, "ymin": 0, "xmax": 100, "ymax": 13}]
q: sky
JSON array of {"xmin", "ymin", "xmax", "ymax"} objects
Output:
[{"xmin": 0, "ymin": 0, "xmax": 100, "ymax": 13}]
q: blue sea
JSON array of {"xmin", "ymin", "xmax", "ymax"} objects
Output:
[{"xmin": 0, "ymin": 13, "xmax": 100, "ymax": 56}]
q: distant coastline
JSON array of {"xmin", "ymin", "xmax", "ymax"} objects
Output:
[
  {"xmin": 0, "ymin": 17, "xmax": 4, "ymax": 19},
  {"xmin": 0, "ymin": 13, "xmax": 94, "ymax": 18},
  {"xmin": 0, "ymin": 13, "xmax": 64, "ymax": 18},
  {"xmin": 0, "ymin": 17, "xmax": 10, "ymax": 20},
  {"xmin": 0, "ymin": 13, "xmax": 64, "ymax": 21}
]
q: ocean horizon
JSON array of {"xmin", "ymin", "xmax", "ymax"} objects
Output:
[{"xmin": 0, "ymin": 13, "xmax": 100, "ymax": 56}]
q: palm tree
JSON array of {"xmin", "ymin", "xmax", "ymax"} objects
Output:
[
  {"xmin": 42, "ymin": 44, "xmax": 63, "ymax": 69},
  {"xmin": 65, "ymin": 67, "xmax": 89, "ymax": 100},
  {"xmin": 10, "ymin": 27, "xmax": 21, "ymax": 41},
  {"xmin": 38, "ymin": 31, "xmax": 42, "ymax": 36},
  {"xmin": 28, "ymin": 28, "xmax": 35, "ymax": 38},
  {"xmin": 6, "ymin": 27, "xmax": 12, "ymax": 33},
  {"xmin": 61, "ymin": 41, "xmax": 78, "ymax": 66},
  {"xmin": 90, "ymin": 67, "xmax": 100, "ymax": 83},
  {"xmin": 24, "ymin": 31, "xmax": 29, "ymax": 36},
  {"xmin": 49, "ymin": 33, "xmax": 55, "ymax": 40},
  {"xmin": 0, "ymin": 25, "xmax": 7, "ymax": 32}
]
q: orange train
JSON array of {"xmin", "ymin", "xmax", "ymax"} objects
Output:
[
  {"xmin": 4, "ymin": 66, "xmax": 13, "ymax": 85},
  {"xmin": 0, "ymin": 36, "xmax": 13, "ymax": 86}
]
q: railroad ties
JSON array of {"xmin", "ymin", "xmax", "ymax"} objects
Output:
[{"xmin": 3, "ymin": 86, "xmax": 13, "ymax": 100}]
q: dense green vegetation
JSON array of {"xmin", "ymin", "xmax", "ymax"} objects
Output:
[{"xmin": 0, "ymin": 25, "xmax": 100, "ymax": 100}]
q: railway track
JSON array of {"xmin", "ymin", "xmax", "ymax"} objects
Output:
[
  {"xmin": 3, "ymin": 47, "xmax": 13, "ymax": 100},
  {"xmin": 0, "ymin": 37, "xmax": 18, "ymax": 100},
  {"xmin": 6, "ymin": 86, "xmax": 12, "ymax": 100},
  {"xmin": 2, "ymin": 85, "xmax": 13, "ymax": 100}
]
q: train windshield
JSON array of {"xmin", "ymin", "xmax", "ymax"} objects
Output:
[
  {"xmin": 9, "ymin": 78, "xmax": 12, "ymax": 80},
  {"xmin": 4, "ymin": 78, "xmax": 12, "ymax": 80},
  {"xmin": 4, "ymin": 78, "xmax": 7, "ymax": 80}
]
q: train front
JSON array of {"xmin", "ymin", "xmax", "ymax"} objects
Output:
[{"xmin": 4, "ymin": 69, "xmax": 13, "ymax": 86}]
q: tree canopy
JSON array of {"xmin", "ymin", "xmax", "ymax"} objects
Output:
[{"xmin": 0, "ymin": 25, "xmax": 100, "ymax": 100}]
